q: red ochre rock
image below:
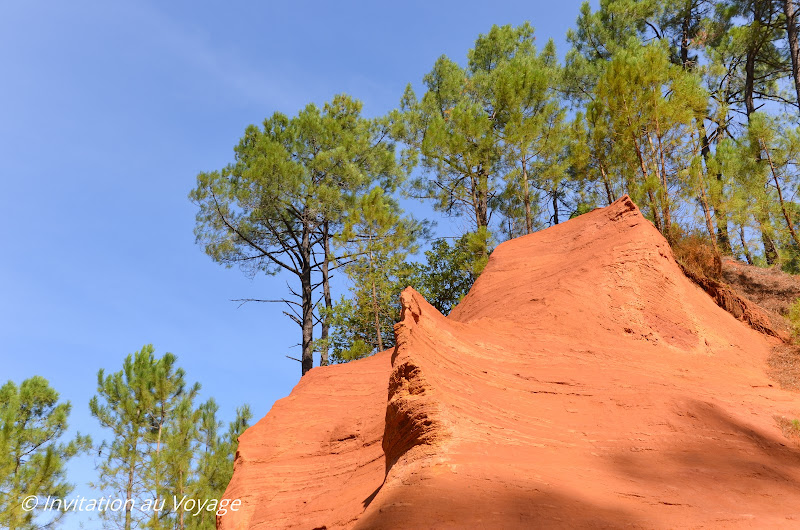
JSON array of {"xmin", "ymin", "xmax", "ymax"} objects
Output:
[{"xmin": 219, "ymin": 196, "xmax": 800, "ymax": 529}]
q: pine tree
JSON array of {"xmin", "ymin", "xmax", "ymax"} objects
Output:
[
  {"xmin": 487, "ymin": 33, "xmax": 571, "ymax": 233},
  {"xmin": 590, "ymin": 41, "xmax": 708, "ymax": 240},
  {"xmin": 726, "ymin": 112, "xmax": 800, "ymax": 267},
  {"xmin": 163, "ymin": 397, "xmax": 200, "ymax": 530},
  {"xmin": 393, "ymin": 26, "xmax": 521, "ymax": 272},
  {"xmin": 191, "ymin": 94, "xmax": 403, "ymax": 375},
  {"xmin": 147, "ymin": 353, "xmax": 199, "ymax": 530},
  {"xmin": 186, "ymin": 404, "xmax": 251, "ymax": 530},
  {"xmin": 90, "ymin": 345, "xmax": 194, "ymax": 530},
  {"xmin": 0, "ymin": 377, "xmax": 90, "ymax": 530},
  {"xmin": 750, "ymin": 113, "xmax": 800, "ymax": 248},
  {"xmin": 185, "ymin": 399, "xmax": 224, "ymax": 530},
  {"xmin": 784, "ymin": 0, "xmax": 800, "ymax": 109},
  {"xmin": 564, "ymin": 0, "xmax": 661, "ymax": 101},
  {"xmin": 91, "ymin": 347, "xmax": 251, "ymax": 530},
  {"xmin": 401, "ymin": 237, "xmax": 476, "ymax": 316},
  {"xmin": 324, "ymin": 188, "xmax": 422, "ymax": 361}
]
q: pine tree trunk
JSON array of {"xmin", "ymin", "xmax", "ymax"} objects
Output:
[
  {"xmin": 151, "ymin": 422, "xmax": 163, "ymax": 529},
  {"xmin": 699, "ymin": 121, "xmax": 733, "ymax": 254},
  {"xmin": 368, "ymin": 239, "xmax": 384, "ymax": 352},
  {"xmin": 762, "ymin": 232, "xmax": 778, "ymax": 265},
  {"xmin": 319, "ymin": 222, "xmax": 331, "ymax": 367},
  {"xmin": 301, "ymin": 222, "xmax": 314, "ymax": 376},
  {"xmin": 745, "ymin": 47, "xmax": 757, "ymax": 117},
  {"xmin": 371, "ymin": 276, "xmax": 384, "ymax": 352},
  {"xmin": 744, "ymin": 43, "xmax": 775, "ymax": 263},
  {"xmin": 475, "ymin": 168, "xmax": 489, "ymax": 230},
  {"xmin": 699, "ymin": 185, "xmax": 719, "ymax": 254},
  {"xmin": 10, "ymin": 451, "xmax": 21, "ymax": 530},
  {"xmin": 522, "ymin": 164, "xmax": 533, "ymax": 234},
  {"xmin": 785, "ymin": 0, "xmax": 800, "ymax": 110},
  {"xmin": 652, "ymin": 126, "xmax": 672, "ymax": 241},
  {"xmin": 631, "ymin": 133, "xmax": 662, "ymax": 232},
  {"xmin": 552, "ymin": 188, "xmax": 559, "ymax": 225},
  {"xmin": 680, "ymin": 1, "xmax": 691, "ymax": 69},
  {"xmin": 715, "ymin": 209, "xmax": 733, "ymax": 254},
  {"xmin": 178, "ymin": 471, "xmax": 185, "ymax": 530},
  {"xmin": 740, "ymin": 226, "xmax": 754, "ymax": 265},
  {"xmin": 126, "ymin": 459, "xmax": 135, "ymax": 530},
  {"xmin": 600, "ymin": 164, "xmax": 615, "ymax": 205},
  {"xmin": 758, "ymin": 216, "xmax": 779, "ymax": 265},
  {"xmin": 471, "ymin": 166, "xmax": 490, "ymax": 266},
  {"xmin": 762, "ymin": 138, "xmax": 800, "ymax": 247},
  {"xmin": 647, "ymin": 189, "xmax": 663, "ymax": 232}
]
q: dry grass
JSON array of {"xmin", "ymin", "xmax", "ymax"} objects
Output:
[
  {"xmin": 671, "ymin": 233, "xmax": 722, "ymax": 281},
  {"xmin": 670, "ymin": 233, "xmax": 800, "ymax": 391},
  {"xmin": 719, "ymin": 256, "xmax": 800, "ymax": 392},
  {"xmin": 767, "ymin": 343, "xmax": 800, "ymax": 392},
  {"xmin": 671, "ymin": 234, "xmax": 788, "ymax": 341},
  {"xmin": 721, "ymin": 258, "xmax": 800, "ymax": 318},
  {"xmin": 774, "ymin": 415, "xmax": 800, "ymax": 446}
]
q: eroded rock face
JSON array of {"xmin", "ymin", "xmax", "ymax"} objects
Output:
[
  {"xmin": 217, "ymin": 351, "xmax": 392, "ymax": 529},
  {"xmin": 220, "ymin": 197, "xmax": 800, "ymax": 529}
]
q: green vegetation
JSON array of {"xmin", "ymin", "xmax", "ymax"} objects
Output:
[
  {"xmin": 775, "ymin": 414, "xmax": 800, "ymax": 441},
  {"xmin": 1, "ymin": 359, "xmax": 248, "ymax": 530},
  {"xmin": 402, "ymin": 237, "xmax": 477, "ymax": 316},
  {"xmin": 190, "ymin": 95, "xmax": 405, "ymax": 375},
  {"xmin": 190, "ymin": 0, "xmax": 800, "ymax": 375},
  {"xmin": 319, "ymin": 188, "xmax": 424, "ymax": 362},
  {"xmin": 321, "ymin": 227, "xmax": 473, "ymax": 363},
  {"xmin": 89, "ymin": 345, "xmax": 250, "ymax": 530},
  {"xmin": 0, "ymin": 377, "xmax": 91, "ymax": 530},
  {"xmin": 9, "ymin": 2, "xmax": 800, "ymax": 526}
]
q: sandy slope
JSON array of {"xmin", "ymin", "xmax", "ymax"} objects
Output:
[{"xmin": 219, "ymin": 196, "xmax": 800, "ymax": 529}]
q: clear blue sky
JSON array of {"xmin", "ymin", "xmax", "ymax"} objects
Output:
[{"xmin": 0, "ymin": 1, "xmax": 588, "ymax": 527}]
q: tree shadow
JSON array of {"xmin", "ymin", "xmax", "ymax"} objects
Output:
[
  {"xmin": 362, "ymin": 481, "xmax": 383, "ymax": 509},
  {"xmin": 354, "ymin": 475, "xmax": 644, "ymax": 529},
  {"xmin": 610, "ymin": 399, "xmax": 800, "ymax": 513}
]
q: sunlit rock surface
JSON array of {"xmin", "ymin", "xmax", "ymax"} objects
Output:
[{"xmin": 220, "ymin": 197, "xmax": 800, "ymax": 529}]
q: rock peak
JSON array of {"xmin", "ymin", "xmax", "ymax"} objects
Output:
[{"xmin": 219, "ymin": 198, "xmax": 800, "ymax": 529}]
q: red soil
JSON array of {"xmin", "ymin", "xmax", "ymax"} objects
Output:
[{"xmin": 219, "ymin": 196, "xmax": 800, "ymax": 529}]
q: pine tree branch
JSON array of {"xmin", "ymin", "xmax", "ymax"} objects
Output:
[{"xmin": 209, "ymin": 188, "xmax": 301, "ymax": 276}]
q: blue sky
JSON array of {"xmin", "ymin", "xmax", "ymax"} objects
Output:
[{"xmin": 0, "ymin": 1, "xmax": 588, "ymax": 527}]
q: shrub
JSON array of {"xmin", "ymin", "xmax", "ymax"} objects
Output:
[{"xmin": 671, "ymin": 231, "xmax": 722, "ymax": 281}]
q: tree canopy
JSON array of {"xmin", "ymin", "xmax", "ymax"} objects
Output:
[
  {"xmin": 0, "ymin": 376, "xmax": 90, "ymax": 530},
  {"xmin": 191, "ymin": 94, "xmax": 405, "ymax": 375}
]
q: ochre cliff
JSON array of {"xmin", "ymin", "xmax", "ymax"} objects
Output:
[{"xmin": 219, "ymin": 196, "xmax": 800, "ymax": 529}]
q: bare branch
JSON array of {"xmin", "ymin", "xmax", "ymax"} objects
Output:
[{"xmin": 231, "ymin": 298, "xmax": 301, "ymax": 308}]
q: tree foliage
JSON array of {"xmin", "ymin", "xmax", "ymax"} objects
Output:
[
  {"xmin": 0, "ymin": 377, "xmax": 90, "ymax": 530},
  {"xmin": 90, "ymin": 345, "xmax": 249, "ymax": 530},
  {"xmin": 189, "ymin": 0, "xmax": 800, "ymax": 372},
  {"xmin": 403, "ymin": 236, "xmax": 477, "ymax": 316},
  {"xmin": 321, "ymin": 188, "xmax": 423, "ymax": 361},
  {"xmin": 191, "ymin": 94, "xmax": 404, "ymax": 375}
]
